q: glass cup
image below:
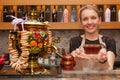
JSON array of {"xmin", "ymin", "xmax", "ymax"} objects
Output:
[{"xmin": 83, "ymin": 44, "xmax": 101, "ymax": 54}]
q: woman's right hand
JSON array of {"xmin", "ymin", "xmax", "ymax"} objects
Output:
[{"xmin": 71, "ymin": 48, "xmax": 90, "ymax": 60}]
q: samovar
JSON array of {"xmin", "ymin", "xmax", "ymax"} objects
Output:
[
  {"xmin": 8, "ymin": 17, "xmax": 75, "ymax": 74},
  {"xmin": 8, "ymin": 21, "xmax": 54, "ymax": 74}
]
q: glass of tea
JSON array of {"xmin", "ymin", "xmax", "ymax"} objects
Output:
[{"xmin": 83, "ymin": 44, "xmax": 101, "ymax": 54}]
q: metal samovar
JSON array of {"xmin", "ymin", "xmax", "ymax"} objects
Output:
[
  {"xmin": 24, "ymin": 22, "xmax": 51, "ymax": 74},
  {"xmin": 8, "ymin": 17, "xmax": 74, "ymax": 74},
  {"xmin": 8, "ymin": 21, "xmax": 57, "ymax": 74}
]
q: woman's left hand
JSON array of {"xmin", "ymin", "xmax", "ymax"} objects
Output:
[{"xmin": 97, "ymin": 48, "xmax": 107, "ymax": 61}]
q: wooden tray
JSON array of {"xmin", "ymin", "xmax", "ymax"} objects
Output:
[{"xmin": 0, "ymin": 65, "xmax": 62, "ymax": 77}]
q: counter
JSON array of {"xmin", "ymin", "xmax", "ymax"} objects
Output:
[
  {"xmin": 62, "ymin": 70, "xmax": 120, "ymax": 80},
  {"xmin": 0, "ymin": 65, "xmax": 120, "ymax": 80}
]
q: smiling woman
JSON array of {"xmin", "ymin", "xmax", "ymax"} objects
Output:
[
  {"xmin": 79, "ymin": 5, "xmax": 101, "ymax": 34},
  {"xmin": 69, "ymin": 4, "xmax": 116, "ymax": 71}
]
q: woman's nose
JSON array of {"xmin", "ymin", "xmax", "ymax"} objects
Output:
[{"xmin": 87, "ymin": 19, "xmax": 92, "ymax": 24}]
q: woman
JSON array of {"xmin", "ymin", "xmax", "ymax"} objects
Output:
[{"xmin": 69, "ymin": 5, "xmax": 116, "ymax": 70}]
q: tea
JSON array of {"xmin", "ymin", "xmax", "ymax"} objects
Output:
[{"xmin": 84, "ymin": 44, "xmax": 100, "ymax": 54}]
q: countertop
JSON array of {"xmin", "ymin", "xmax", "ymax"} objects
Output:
[{"xmin": 0, "ymin": 65, "xmax": 120, "ymax": 80}]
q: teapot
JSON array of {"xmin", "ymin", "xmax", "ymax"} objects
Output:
[{"xmin": 52, "ymin": 46, "xmax": 76, "ymax": 70}]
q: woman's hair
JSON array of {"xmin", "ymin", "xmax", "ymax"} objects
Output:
[{"xmin": 79, "ymin": 5, "xmax": 101, "ymax": 21}]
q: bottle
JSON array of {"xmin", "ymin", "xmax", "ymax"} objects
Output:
[
  {"xmin": 9, "ymin": 6, "xmax": 15, "ymax": 22},
  {"xmin": 52, "ymin": 5, "xmax": 57, "ymax": 22},
  {"xmin": 111, "ymin": 7, "xmax": 116, "ymax": 21},
  {"xmin": 39, "ymin": 5, "xmax": 44, "ymax": 22},
  {"xmin": 45, "ymin": 6, "xmax": 51, "ymax": 22},
  {"xmin": 44, "ymin": 57, "xmax": 49, "ymax": 65},
  {"xmin": 99, "ymin": 8, "xmax": 104, "ymax": 21},
  {"xmin": 63, "ymin": 5, "xmax": 69, "ymax": 22},
  {"xmin": 22, "ymin": 6, "xmax": 28, "ymax": 17},
  {"xmin": 118, "ymin": 10, "xmax": 120, "ymax": 22},
  {"xmin": 71, "ymin": 6, "xmax": 77, "ymax": 22},
  {"xmin": 3, "ymin": 6, "xmax": 9, "ymax": 22},
  {"xmin": 105, "ymin": 7, "xmax": 111, "ymax": 22},
  {"xmin": 57, "ymin": 6, "xmax": 63, "ymax": 22},
  {"xmin": 30, "ymin": 6, "xmax": 37, "ymax": 20},
  {"xmin": 38, "ymin": 57, "xmax": 43, "ymax": 64},
  {"xmin": 17, "ymin": 6, "xmax": 23, "ymax": 18},
  {"xmin": 50, "ymin": 52, "xmax": 56, "ymax": 65},
  {"xmin": 98, "ymin": 5, "xmax": 104, "ymax": 21}
]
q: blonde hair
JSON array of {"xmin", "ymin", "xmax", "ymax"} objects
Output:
[{"xmin": 79, "ymin": 5, "xmax": 101, "ymax": 21}]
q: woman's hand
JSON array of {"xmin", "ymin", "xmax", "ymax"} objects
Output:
[
  {"xmin": 71, "ymin": 48, "xmax": 91, "ymax": 60},
  {"xmin": 71, "ymin": 47, "xmax": 107, "ymax": 61},
  {"xmin": 97, "ymin": 48, "xmax": 107, "ymax": 62}
]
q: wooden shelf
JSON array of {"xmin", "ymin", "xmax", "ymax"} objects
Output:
[
  {"xmin": 0, "ymin": 0, "xmax": 120, "ymax": 5},
  {"xmin": 0, "ymin": 22, "xmax": 13, "ymax": 30},
  {"xmin": 0, "ymin": 0, "xmax": 120, "ymax": 30},
  {"xmin": 0, "ymin": 22, "xmax": 120, "ymax": 30},
  {"xmin": 50, "ymin": 22, "xmax": 120, "ymax": 30}
]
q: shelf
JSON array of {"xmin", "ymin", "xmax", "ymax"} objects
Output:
[
  {"xmin": 0, "ymin": 0, "xmax": 120, "ymax": 5},
  {"xmin": 50, "ymin": 22, "xmax": 120, "ymax": 30},
  {"xmin": 0, "ymin": 0, "xmax": 120, "ymax": 30},
  {"xmin": 43, "ymin": 22, "xmax": 120, "ymax": 30},
  {"xmin": 0, "ymin": 22, "xmax": 13, "ymax": 30},
  {"xmin": 0, "ymin": 22, "xmax": 120, "ymax": 30}
]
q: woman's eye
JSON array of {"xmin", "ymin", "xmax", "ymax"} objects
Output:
[
  {"xmin": 91, "ymin": 16, "xmax": 97, "ymax": 20},
  {"xmin": 82, "ymin": 18, "xmax": 88, "ymax": 21},
  {"xmin": 82, "ymin": 16, "xmax": 97, "ymax": 21}
]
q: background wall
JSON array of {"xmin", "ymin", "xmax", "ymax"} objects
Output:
[{"xmin": 0, "ymin": 30, "xmax": 120, "ymax": 61}]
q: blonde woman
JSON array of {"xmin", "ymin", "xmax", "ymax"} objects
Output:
[{"xmin": 70, "ymin": 5, "xmax": 116, "ymax": 70}]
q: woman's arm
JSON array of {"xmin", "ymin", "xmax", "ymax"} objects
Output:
[
  {"xmin": 104, "ymin": 36, "xmax": 116, "ymax": 70},
  {"xmin": 107, "ymin": 51, "xmax": 115, "ymax": 70}
]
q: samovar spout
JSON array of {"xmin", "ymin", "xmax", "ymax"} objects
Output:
[{"xmin": 52, "ymin": 45, "xmax": 63, "ymax": 58}]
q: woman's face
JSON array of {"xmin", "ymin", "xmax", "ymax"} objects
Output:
[{"xmin": 80, "ymin": 9, "xmax": 101, "ymax": 34}]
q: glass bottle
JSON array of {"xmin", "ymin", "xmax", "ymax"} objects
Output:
[
  {"xmin": 111, "ymin": 7, "xmax": 116, "ymax": 21},
  {"xmin": 118, "ymin": 9, "xmax": 120, "ymax": 22},
  {"xmin": 99, "ymin": 8, "xmax": 104, "ymax": 21},
  {"xmin": 9, "ymin": 6, "xmax": 15, "ymax": 22},
  {"xmin": 57, "ymin": 6, "xmax": 63, "ymax": 22},
  {"xmin": 38, "ymin": 57, "xmax": 44, "ymax": 64},
  {"xmin": 71, "ymin": 6, "xmax": 77, "ymax": 22},
  {"xmin": 30, "ymin": 6, "xmax": 37, "ymax": 20},
  {"xmin": 44, "ymin": 57, "xmax": 49, "ymax": 65},
  {"xmin": 45, "ymin": 5, "xmax": 51, "ymax": 22},
  {"xmin": 52, "ymin": 5, "xmax": 57, "ymax": 22},
  {"xmin": 50, "ymin": 52, "xmax": 56, "ymax": 65},
  {"xmin": 3, "ymin": 6, "xmax": 9, "ymax": 22},
  {"xmin": 63, "ymin": 5, "xmax": 69, "ymax": 23},
  {"xmin": 17, "ymin": 6, "xmax": 23, "ymax": 18},
  {"xmin": 98, "ymin": 5, "xmax": 104, "ymax": 21},
  {"xmin": 22, "ymin": 6, "xmax": 28, "ymax": 17},
  {"xmin": 105, "ymin": 7, "xmax": 111, "ymax": 22},
  {"xmin": 39, "ymin": 5, "xmax": 44, "ymax": 22}
]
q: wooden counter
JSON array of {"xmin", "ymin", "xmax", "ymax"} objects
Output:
[{"xmin": 0, "ymin": 65, "xmax": 120, "ymax": 80}]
